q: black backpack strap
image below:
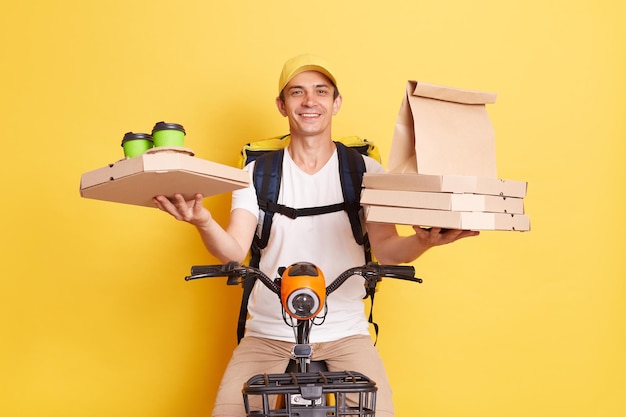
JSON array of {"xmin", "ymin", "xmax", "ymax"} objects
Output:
[
  {"xmin": 251, "ymin": 149, "xmax": 285, "ymax": 263},
  {"xmin": 336, "ymin": 142, "xmax": 371, "ymax": 262},
  {"xmin": 368, "ymin": 290, "xmax": 379, "ymax": 345},
  {"xmin": 336, "ymin": 142, "xmax": 379, "ymax": 340},
  {"xmin": 237, "ymin": 149, "xmax": 284, "ymax": 343},
  {"xmin": 237, "ymin": 277, "xmax": 255, "ymax": 344},
  {"xmin": 260, "ymin": 201, "xmax": 347, "ymax": 219}
]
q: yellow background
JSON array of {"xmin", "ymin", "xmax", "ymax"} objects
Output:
[{"xmin": 1, "ymin": 1, "xmax": 624, "ymax": 416}]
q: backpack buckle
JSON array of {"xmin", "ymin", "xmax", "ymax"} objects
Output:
[
  {"xmin": 259, "ymin": 200, "xmax": 298, "ymax": 219},
  {"xmin": 281, "ymin": 206, "xmax": 298, "ymax": 219}
]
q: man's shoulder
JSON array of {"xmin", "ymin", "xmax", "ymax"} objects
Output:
[{"xmin": 362, "ymin": 154, "xmax": 385, "ymax": 173}]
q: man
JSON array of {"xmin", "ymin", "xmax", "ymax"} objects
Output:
[{"xmin": 154, "ymin": 54, "xmax": 478, "ymax": 417}]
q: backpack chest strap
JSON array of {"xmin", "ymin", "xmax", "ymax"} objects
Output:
[{"xmin": 259, "ymin": 200, "xmax": 361, "ymax": 219}]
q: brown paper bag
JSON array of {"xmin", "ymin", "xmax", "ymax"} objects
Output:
[{"xmin": 388, "ymin": 81, "xmax": 498, "ymax": 178}]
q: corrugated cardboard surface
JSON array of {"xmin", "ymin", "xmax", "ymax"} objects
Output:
[
  {"xmin": 365, "ymin": 205, "xmax": 530, "ymax": 231},
  {"xmin": 80, "ymin": 148, "xmax": 249, "ymax": 207},
  {"xmin": 362, "ymin": 173, "xmax": 527, "ymax": 198},
  {"xmin": 361, "ymin": 188, "xmax": 524, "ymax": 214}
]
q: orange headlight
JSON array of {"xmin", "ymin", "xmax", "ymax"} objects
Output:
[{"xmin": 280, "ymin": 262, "xmax": 326, "ymax": 320}]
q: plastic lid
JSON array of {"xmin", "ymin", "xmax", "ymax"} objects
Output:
[
  {"xmin": 152, "ymin": 121, "xmax": 186, "ymax": 134},
  {"xmin": 121, "ymin": 132, "xmax": 153, "ymax": 145}
]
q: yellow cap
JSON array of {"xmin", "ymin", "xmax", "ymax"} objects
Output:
[{"xmin": 278, "ymin": 54, "xmax": 337, "ymax": 95}]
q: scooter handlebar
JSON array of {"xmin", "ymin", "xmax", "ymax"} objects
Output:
[
  {"xmin": 373, "ymin": 265, "xmax": 421, "ymax": 282},
  {"xmin": 186, "ymin": 262, "xmax": 281, "ymax": 294},
  {"xmin": 188, "ymin": 264, "xmax": 228, "ymax": 279},
  {"xmin": 325, "ymin": 263, "xmax": 421, "ymax": 296},
  {"xmin": 187, "ymin": 261, "xmax": 241, "ymax": 280},
  {"xmin": 186, "ymin": 262, "xmax": 421, "ymax": 295}
]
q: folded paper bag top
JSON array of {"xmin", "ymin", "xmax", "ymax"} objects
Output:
[
  {"xmin": 412, "ymin": 82, "xmax": 497, "ymax": 104},
  {"xmin": 388, "ymin": 81, "xmax": 499, "ymax": 178}
]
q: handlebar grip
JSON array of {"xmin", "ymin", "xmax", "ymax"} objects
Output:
[
  {"xmin": 189, "ymin": 265, "xmax": 228, "ymax": 276},
  {"xmin": 377, "ymin": 265, "xmax": 416, "ymax": 279}
]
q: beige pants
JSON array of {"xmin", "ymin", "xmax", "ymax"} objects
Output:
[{"xmin": 212, "ymin": 334, "xmax": 394, "ymax": 417}]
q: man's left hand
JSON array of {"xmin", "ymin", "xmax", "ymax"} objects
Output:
[{"xmin": 412, "ymin": 226, "xmax": 480, "ymax": 248}]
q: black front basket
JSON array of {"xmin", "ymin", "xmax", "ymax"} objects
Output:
[{"xmin": 243, "ymin": 371, "xmax": 377, "ymax": 417}]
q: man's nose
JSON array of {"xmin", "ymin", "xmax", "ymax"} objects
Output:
[{"xmin": 301, "ymin": 92, "xmax": 316, "ymax": 106}]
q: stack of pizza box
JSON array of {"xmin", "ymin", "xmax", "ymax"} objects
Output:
[{"xmin": 361, "ymin": 81, "xmax": 530, "ymax": 231}]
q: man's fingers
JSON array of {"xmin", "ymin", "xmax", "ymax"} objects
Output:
[
  {"xmin": 153, "ymin": 194, "xmax": 187, "ymax": 220},
  {"xmin": 192, "ymin": 194, "xmax": 205, "ymax": 214},
  {"xmin": 154, "ymin": 195, "xmax": 175, "ymax": 211}
]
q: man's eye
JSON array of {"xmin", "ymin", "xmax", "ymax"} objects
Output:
[
  {"xmin": 291, "ymin": 90, "xmax": 303, "ymax": 96},
  {"xmin": 317, "ymin": 89, "xmax": 328, "ymax": 95}
]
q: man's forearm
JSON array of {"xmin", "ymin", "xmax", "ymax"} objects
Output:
[{"xmin": 195, "ymin": 219, "xmax": 248, "ymax": 263}]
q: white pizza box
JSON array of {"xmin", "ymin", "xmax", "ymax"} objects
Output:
[
  {"xmin": 361, "ymin": 188, "xmax": 524, "ymax": 214},
  {"xmin": 365, "ymin": 205, "xmax": 530, "ymax": 231},
  {"xmin": 80, "ymin": 147, "xmax": 249, "ymax": 208}
]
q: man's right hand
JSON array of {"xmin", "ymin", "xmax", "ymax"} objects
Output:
[{"xmin": 153, "ymin": 193, "xmax": 212, "ymax": 227}]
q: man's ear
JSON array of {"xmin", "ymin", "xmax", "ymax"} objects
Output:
[
  {"xmin": 332, "ymin": 94, "xmax": 343, "ymax": 115},
  {"xmin": 276, "ymin": 97, "xmax": 288, "ymax": 117}
]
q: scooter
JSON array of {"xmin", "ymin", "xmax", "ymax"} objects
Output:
[{"xmin": 185, "ymin": 261, "xmax": 422, "ymax": 417}]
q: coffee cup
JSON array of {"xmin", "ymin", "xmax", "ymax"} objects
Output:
[
  {"xmin": 121, "ymin": 132, "xmax": 153, "ymax": 158},
  {"xmin": 151, "ymin": 121, "xmax": 186, "ymax": 147}
]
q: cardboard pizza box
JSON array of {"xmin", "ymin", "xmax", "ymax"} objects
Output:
[
  {"xmin": 362, "ymin": 173, "xmax": 527, "ymax": 198},
  {"xmin": 361, "ymin": 188, "xmax": 524, "ymax": 214},
  {"xmin": 80, "ymin": 147, "xmax": 249, "ymax": 208},
  {"xmin": 365, "ymin": 205, "xmax": 530, "ymax": 231}
]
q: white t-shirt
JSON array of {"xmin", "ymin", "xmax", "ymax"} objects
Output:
[{"xmin": 231, "ymin": 147, "xmax": 385, "ymax": 342}]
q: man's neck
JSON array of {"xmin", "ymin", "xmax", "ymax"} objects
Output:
[{"xmin": 287, "ymin": 133, "xmax": 336, "ymax": 175}]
